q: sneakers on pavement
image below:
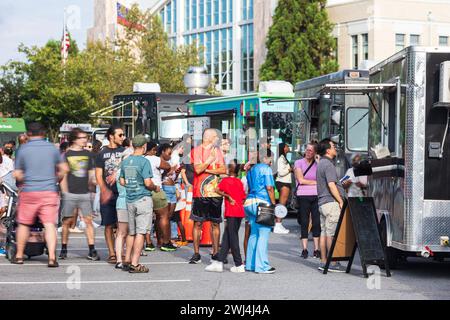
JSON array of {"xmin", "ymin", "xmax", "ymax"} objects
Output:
[
  {"xmin": 273, "ymin": 223, "xmax": 289, "ymax": 234},
  {"xmin": 313, "ymin": 250, "xmax": 321, "ymax": 259},
  {"xmin": 59, "ymin": 250, "xmax": 67, "ymax": 260},
  {"xmin": 160, "ymin": 243, "xmax": 177, "ymax": 252},
  {"xmin": 87, "ymin": 250, "xmax": 100, "ymax": 261},
  {"xmin": 205, "ymin": 261, "xmax": 223, "ymax": 272},
  {"xmin": 328, "ymin": 262, "xmax": 346, "ymax": 273},
  {"xmin": 189, "ymin": 253, "xmax": 201, "ymax": 264},
  {"xmin": 0, "ymin": 248, "xmax": 6, "ymax": 256},
  {"xmin": 318, "ymin": 262, "xmax": 345, "ymax": 273},
  {"xmin": 301, "ymin": 249, "xmax": 308, "ymax": 259},
  {"xmin": 256, "ymin": 267, "xmax": 276, "ymax": 274},
  {"xmin": 145, "ymin": 243, "xmax": 156, "ymax": 252},
  {"xmin": 69, "ymin": 227, "xmax": 84, "ymax": 233},
  {"xmin": 230, "ymin": 265, "xmax": 246, "ymax": 273}
]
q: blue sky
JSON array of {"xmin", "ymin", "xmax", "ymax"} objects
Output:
[{"xmin": 0, "ymin": 0, "xmax": 158, "ymax": 65}]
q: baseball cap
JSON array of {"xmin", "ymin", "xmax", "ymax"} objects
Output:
[{"xmin": 132, "ymin": 135, "xmax": 147, "ymax": 148}]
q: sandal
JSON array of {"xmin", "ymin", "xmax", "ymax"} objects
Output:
[
  {"xmin": 129, "ymin": 264, "xmax": 149, "ymax": 273},
  {"xmin": 48, "ymin": 260, "xmax": 59, "ymax": 268},
  {"xmin": 107, "ymin": 255, "xmax": 117, "ymax": 264},
  {"xmin": 11, "ymin": 256, "xmax": 24, "ymax": 265}
]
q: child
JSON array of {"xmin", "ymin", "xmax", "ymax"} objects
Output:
[
  {"xmin": 172, "ymin": 183, "xmax": 188, "ymax": 246},
  {"xmin": 205, "ymin": 160, "xmax": 246, "ymax": 273}
]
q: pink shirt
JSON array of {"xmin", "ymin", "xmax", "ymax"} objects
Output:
[{"xmin": 294, "ymin": 158, "xmax": 318, "ymax": 196}]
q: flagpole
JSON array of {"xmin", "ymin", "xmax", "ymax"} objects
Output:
[{"xmin": 63, "ymin": 7, "xmax": 66, "ymax": 79}]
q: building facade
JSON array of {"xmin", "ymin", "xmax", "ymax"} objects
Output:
[
  {"xmin": 88, "ymin": 0, "xmax": 450, "ymax": 94},
  {"xmin": 328, "ymin": 0, "xmax": 450, "ymax": 69}
]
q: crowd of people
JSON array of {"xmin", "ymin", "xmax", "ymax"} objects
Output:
[{"xmin": 0, "ymin": 121, "xmax": 367, "ymax": 274}]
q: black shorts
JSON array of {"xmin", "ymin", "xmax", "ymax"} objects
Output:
[
  {"xmin": 100, "ymin": 194, "xmax": 118, "ymax": 226},
  {"xmin": 276, "ymin": 181, "xmax": 292, "ymax": 192},
  {"xmin": 190, "ymin": 197, "xmax": 223, "ymax": 224},
  {"xmin": 171, "ymin": 211, "xmax": 181, "ymax": 223}
]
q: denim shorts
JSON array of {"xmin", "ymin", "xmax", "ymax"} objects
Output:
[{"xmin": 162, "ymin": 185, "xmax": 177, "ymax": 204}]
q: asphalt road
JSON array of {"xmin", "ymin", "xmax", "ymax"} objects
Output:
[{"xmin": 0, "ymin": 218, "xmax": 449, "ymax": 300}]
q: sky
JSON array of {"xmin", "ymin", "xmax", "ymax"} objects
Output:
[{"xmin": 0, "ymin": 0, "xmax": 158, "ymax": 65}]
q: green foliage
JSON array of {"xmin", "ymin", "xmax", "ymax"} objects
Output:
[
  {"xmin": 260, "ymin": 0, "xmax": 338, "ymax": 85},
  {"xmin": 0, "ymin": 5, "xmax": 201, "ymax": 141}
]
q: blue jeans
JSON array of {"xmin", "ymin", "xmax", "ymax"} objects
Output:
[{"xmin": 245, "ymin": 202, "xmax": 272, "ymax": 272}]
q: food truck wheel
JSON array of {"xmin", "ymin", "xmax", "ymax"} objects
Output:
[{"xmin": 380, "ymin": 219, "xmax": 399, "ymax": 269}]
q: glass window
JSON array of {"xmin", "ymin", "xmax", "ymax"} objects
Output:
[
  {"xmin": 160, "ymin": 8, "xmax": 165, "ymax": 29},
  {"xmin": 395, "ymin": 33, "xmax": 405, "ymax": 52},
  {"xmin": 221, "ymin": 0, "xmax": 227, "ymax": 24},
  {"xmin": 191, "ymin": 0, "xmax": 197, "ymax": 29},
  {"xmin": 159, "ymin": 112, "xmax": 188, "ymax": 139},
  {"xmin": 200, "ymin": 0, "xmax": 205, "ymax": 28},
  {"xmin": 228, "ymin": 0, "xmax": 233, "ymax": 23},
  {"xmin": 185, "ymin": 0, "xmax": 190, "ymax": 30},
  {"xmin": 439, "ymin": 36, "xmax": 448, "ymax": 46},
  {"xmin": 174, "ymin": 0, "xmax": 177, "ymax": 32},
  {"xmin": 242, "ymin": 0, "xmax": 247, "ymax": 20},
  {"xmin": 410, "ymin": 34, "xmax": 420, "ymax": 46},
  {"xmin": 262, "ymin": 112, "xmax": 294, "ymax": 144},
  {"xmin": 346, "ymin": 107, "xmax": 369, "ymax": 152},
  {"xmin": 362, "ymin": 33, "xmax": 368, "ymax": 60},
  {"xmin": 249, "ymin": 0, "xmax": 253, "ymax": 20},
  {"xmin": 207, "ymin": 0, "xmax": 212, "ymax": 27},
  {"xmin": 214, "ymin": 0, "xmax": 219, "ymax": 25},
  {"xmin": 166, "ymin": 3, "xmax": 172, "ymax": 33},
  {"xmin": 352, "ymin": 35, "xmax": 358, "ymax": 69}
]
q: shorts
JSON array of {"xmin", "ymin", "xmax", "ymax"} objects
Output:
[
  {"xmin": 276, "ymin": 181, "xmax": 292, "ymax": 192},
  {"xmin": 127, "ymin": 196, "xmax": 153, "ymax": 236},
  {"xmin": 171, "ymin": 211, "xmax": 181, "ymax": 223},
  {"xmin": 17, "ymin": 191, "xmax": 59, "ymax": 226},
  {"xmin": 152, "ymin": 189, "xmax": 168, "ymax": 210},
  {"xmin": 190, "ymin": 197, "xmax": 223, "ymax": 224},
  {"xmin": 100, "ymin": 194, "xmax": 118, "ymax": 226},
  {"xmin": 117, "ymin": 209, "xmax": 129, "ymax": 223},
  {"xmin": 61, "ymin": 193, "xmax": 93, "ymax": 219},
  {"xmin": 319, "ymin": 202, "xmax": 341, "ymax": 237},
  {"xmin": 162, "ymin": 185, "xmax": 177, "ymax": 204}
]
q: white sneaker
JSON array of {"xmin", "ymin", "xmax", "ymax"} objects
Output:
[
  {"xmin": 273, "ymin": 223, "xmax": 290, "ymax": 234},
  {"xmin": 69, "ymin": 227, "xmax": 84, "ymax": 233},
  {"xmin": 230, "ymin": 265, "xmax": 246, "ymax": 273},
  {"xmin": 57, "ymin": 227, "xmax": 62, "ymax": 233},
  {"xmin": 92, "ymin": 222, "xmax": 100, "ymax": 229},
  {"xmin": 205, "ymin": 261, "xmax": 223, "ymax": 273}
]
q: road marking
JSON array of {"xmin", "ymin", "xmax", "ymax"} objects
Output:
[
  {"xmin": 0, "ymin": 261, "xmax": 189, "ymax": 266},
  {"xmin": 0, "ymin": 279, "xmax": 191, "ymax": 285}
]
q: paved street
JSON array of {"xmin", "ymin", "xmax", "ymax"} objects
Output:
[{"xmin": 0, "ymin": 218, "xmax": 449, "ymax": 300}]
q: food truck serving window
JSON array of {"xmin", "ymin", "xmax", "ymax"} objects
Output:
[
  {"xmin": 262, "ymin": 112, "xmax": 294, "ymax": 143},
  {"xmin": 346, "ymin": 107, "xmax": 369, "ymax": 152},
  {"xmin": 159, "ymin": 112, "xmax": 188, "ymax": 139}
]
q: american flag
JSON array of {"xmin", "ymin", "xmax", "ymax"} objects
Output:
[{"xmin": 61, "ymin": 24, "xmax": 70, "ymax": 65}]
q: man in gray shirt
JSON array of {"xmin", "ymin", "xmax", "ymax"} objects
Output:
[
  {"xmin": 316, "ymin": 138, "xmax": 345, "ymax": 273},
  {"xmin": 12, "ymin": 122, "xmax": 68, "ymax": 267}
]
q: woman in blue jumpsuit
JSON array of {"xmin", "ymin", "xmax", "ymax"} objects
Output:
[{"xmin": 244, "ymin": 150, "xmax": 277, "ymax": 274}]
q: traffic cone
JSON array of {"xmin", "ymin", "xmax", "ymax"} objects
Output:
[
  {"xmin": 199, "ymin": 221, "xmax": 213, "ymax": 247},
  {"xmin": 183, "ymin": 186, "xmax": 194, "ymax": 242}
]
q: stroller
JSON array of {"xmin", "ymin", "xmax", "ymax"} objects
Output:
[{"xmin": 0, "ymin": 182, "xmax": 47, "ymax": 261}]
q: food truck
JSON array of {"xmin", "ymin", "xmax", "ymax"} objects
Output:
[
  {"xmin": 293, "ymin": 70, "xmax": 369, "ymax": 177},
  {"xmin": 186, "ymin": 81, "xmax": 295, "ymax": 163},
  {"xmin": 321, "ymin": 47, "xmax": 450, "ymax": 266},
  {"xmin": 0, "ymin": 118, "xmax": 26, "ymax": 146}
]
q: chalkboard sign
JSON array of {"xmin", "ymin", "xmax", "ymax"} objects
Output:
[
  {"xmin": 323, "ymin": 197, "xmax": 391, "ymax": 278},
  {"xmin": 348, "ymin": 198, "xmax": 385, "ymax": 263}
]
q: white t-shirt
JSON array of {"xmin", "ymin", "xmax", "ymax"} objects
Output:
[
  {"xmin": 0, "ymin": 155, "xmax": 14, "ymax": 178},
  {"xmin": 145, "ymin": 155, "xmax": 163, "ymax": 187},
  {"xmin": 344, "ymin": 167, "xmax": 368, "ymax": 197}
]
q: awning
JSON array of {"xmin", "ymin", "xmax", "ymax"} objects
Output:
[
  {"xmin": 0, "ymin": 118, "xmax": 26, "ymax": 132},
  {"xmin": 319, "ymin": 83, "xmax": 397, "ymax": 94}
]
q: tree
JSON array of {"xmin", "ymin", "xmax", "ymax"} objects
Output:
[
  {"xmin": 259, "ymin": 0, "xmax": 338, "ymax": 85},
  {"xmin": 0, "ymin": 61, "xmax": 28, "ymax": 117},
  {"xmin": 119, "ymin": 6, "xmax": 201, "ymax": 93}
]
